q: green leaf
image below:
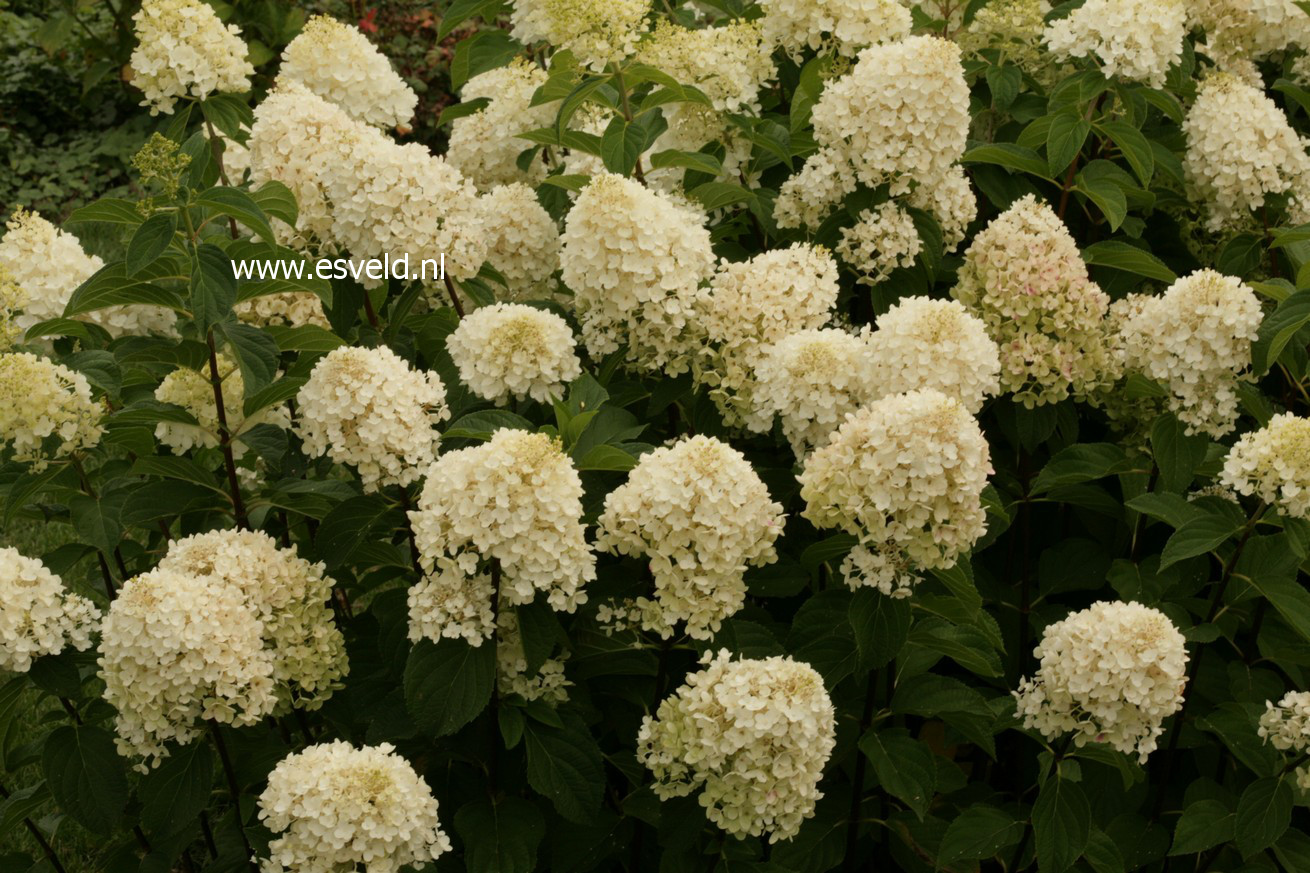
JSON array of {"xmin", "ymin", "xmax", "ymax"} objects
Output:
[
  {"xmin": 438, "ymin": 96, "xmax": 491, "ymax": 126},
  {"xmin": 69, "ymin": 493, "xmax": 123, "ymax": 553},
  {"xmin": 262, "ymin": 324, "xmax": 344, "ymax": 353},
  {"xmin": 859, "ymin": 730, "xmax": 937, "ymax": 820},
  {"xmin": 451, "ymin": 30, "xmax": 523, "ymax": 91},
  {"xmin": 538, "ymin": 174, "xmax": 592, "ymax": 193},
  {"xmin": 198, "ymin": 94, "xmax": 253, "ymax": 142},
  {"xmin": 217, "ymin": 322, "xmax": 279, "ymax": 395},
  {"xmin": 1243, "ymin": 572, "xmax": 1310, "ymax": 645},
  {"xmin": 126, "ymin": 213, "xmax": 177, "ymax": 276},
  {"xmin": 138, "ymin": 742, "xmax": 214, "ymax": 837},
  {"xmin": 524, "ymin": 713, "xmax": 605, "ymax": 823},
  {"xmin": 910, "ymin": 621, "xmax": 1003, "ymax": 677},
  {"xmin": 1150, "ymin": 414, "xmax": 1209, "ymax": 493},
  {"xmin": 439, "ymin": 0, "xmax": 507, "ymax": 39},
  {"xmin": 1235, "ymin": 777, "xmax": 1293, "ymax": 858},
  {"xmin": 689, "ymin": 181, "xmax": 754, "ymax": 211},
  {"xmin": 66, "ymin": 198, "xmax": 147, "ymax": 227},
  {"xmin": 1076, "ymin": 175, "xmax": 1128, "ymax": 231},
  {"xmin": 938, "ymin": 805, "xmax": 1025, "ymax": 865},
  {"xmin": 962, "ymin": 143, "xmax": 1051, "ymax": 179},
  {"xmin": 1098, "ymin": 120, "xmax": 1154, "ymax": 186},
  {"xmin": 1252, "ymin": 290, "xmax": 1310, "ymax": 375},
  {"xmin": 42, "ymin": 725, "xmax": 128, "ymax": 834},
  {"xmin": 1031, "ymin": 443, "xmax": 1132, "ymax": 493},
  {"xmin": 315, "ymin": 495, "xmax": 405, "ymax": 569},
  {"xmin": 195, "ymin": 186, "xmax": 276, "ymax": 244},
  {"xmin": 444, "ymin": 410, "xmax": 535, "ymax": 441},
  {"xmin": 1081, "ymin": 241, "xmax": 1177, "ymax": 282},
  {"xmin": 1032, "ymin": 777, "xmax": 1090, "ymax": 873},
  {"xmin": 403, "ymin": 638, "xmax": 496, "ymax": 737},
  {"xmin": 986, "ymin": 65, "xmax": 1022, "ymax": 111},
  {"xmin": 600, "ymin": 116, "xmax": 648, "ymax": 178},
  {"xmin": 190, "ymin": 243, "xmax": 237, "ymax": 335},
  {"xmin": 1169, "ymin": 800, "xmax": 1235, "ymax": 856},
  {"xmin": 65, "ymin": 264, "xmax": 186, "ymax": 317},
  {"xmin": 1047, "ymin": 114, "xmax": 1091, "ymax": 177},
  {"xmin": 454, "ymin": 797, "xmax": 545, "ymax": 873},
  {"xmin": 130, "ymin": 456, "xmax": 227, "ymax": 493},
  {"xmin": 649, "ymin": 149, "xmax": 724, "ymax": 177},
  {"xmin": 250, "ymin": 181, "xmax": 298, "ymax": 227},
  {"xmin": 1273, "ymin": 829, "xmax": 1310, "ymax": 871},
  {"xmin": 573, "ymin": 444, "xmax": 638, "ymax": 471},
  {"xmin": 849, "ymin": 589, "xmax": 910, "ymax": 671},
  {"xmin": 1158, "ymin": 514, "xmax": 1242, "ymax": 569}
]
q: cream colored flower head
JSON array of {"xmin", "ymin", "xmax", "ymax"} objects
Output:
[
  {"xmin": 295, "ymin": 345, "xmax": 449, "ymax": 492},
  {"xmin": 595, "ymin": 435, "xmax": 785, "ymax": 640},
  {"xmin": 510, "ymin": 0, "xmax": 650, "ymax": 71},
  {"xmin": 448, "ymin": 60, "xmax": 555, "ymax": 190},
  {"xmin": 478, "ymin": 184, "xmax": 562, "ymax": 298},
  {"xmin": 1043, "ymin": 0, "xmax": 1187, "ymax": 88},
  {"xmin": 1220, "ymin": 413, "xmax": 1310, "ymax": 519},
  {"xmin": 130, "ymin": 0, "xmax": 253, "ymax": 114},
  {"xmin": 636, "ymin": 20, "xmax": 775, "ymax": 113},
  {"xmin": 759, "ymin": 0, "xmax": 911, "ymax": 58},
  {"xmin": 951, "ymin": 194, "xmax": 1114, "ymax": 407},
  {"xmin": 0, "ymin": 352, "xmax": 103, "ymax": 471},
  {"xmin": 799, "ymin": 388, "xmax": 991, "ymax": 597},
  {"xmin": 0, "ymin": 548, "xmax": 99, "ymax": 674},
  {"xmin": 448, "ymin": 303, "xmax": 581, "ymax": 404},
  {"xmin": 560, "ymin": 173, "xmax": 715, "ymax": 376},
  {"xmin": 408, "ymin": 429, "xmax": 595, "ymax": 615},
  {"xmin": 0, "ymin": 208, "xmax": 175, "ymax": 339},
  {"xmin": 235, "ymin": 292, "xmax": 328, "ymax": 329},
  {"xmin": 753, "ymin": 327, "xmax": 876, "ymax": 457},
  {"xmin": 1189, "ymin": 0, "xmax": 1310, "ymax": 71},
  {"xmin": 157, "ymin": 529, "xmax": 347, "ymax": 711},
  {"xmin": 1014, "ymin": 601, "xmax": 1188, "ymax": 763},
  {"xmin": 154, "ymin": 352, "xmax": 289, "ymax": 456},
  {"xmin": 1183, "ymin": 72, "xmax": 1310, "ymax": 232},
  {"xmin": 278, "ymin": 15, "xmax": 416, "ymax": 128},
  {"xmin": 694, "ymin": 243, "xmax": 840, "ymax": 429},
  {"xmin": 98, "ymin": 567, "xmax": 278, "ymax": 767},
  {"xmin": 637, "ymin": 650, "xmax": 836, "ymax": 842},
  {"xmin": 258, "ymin": 741, "xmax": 451, "ymax": 873},
  {"xmin": 1117, "ymin": 270, "xmax": 1262, "ymax": 438},
  {"xmin": 866, "ymin": 296, "xmax": 1001, "ymax": 414},
  {"xmin": 836, "ymin": 202, "xmax": 923, "ymax": 285},
  {"xmin": 1259, "ymin": 691, "xmax": 1310, "ymax": 790}
]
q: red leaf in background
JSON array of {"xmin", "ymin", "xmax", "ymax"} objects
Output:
[{"xmin": 359, "ymin": 7, "xmax": 378, "ymax": 33}]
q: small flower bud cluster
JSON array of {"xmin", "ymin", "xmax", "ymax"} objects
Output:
[
  {"xmin": 1014, "ymin": 601, "xmax": 1188, "ymax": 763},
  {"xmin": 595, "ymin": 436, "xmax": 785, "ymax": 639},
  {"xmin": 637, "ymin": 650, "xmax": 836, "ymax": 842}
]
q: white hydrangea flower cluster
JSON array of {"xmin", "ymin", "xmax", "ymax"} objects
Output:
[
  {"xmin": 510, "ymin": 0, "xmax": 650, "ymax": 71},
  {"xmin": 1190, "ymin": 0, "xmax": 1310, "ymax": 70},
  {"xmin": 1043, "ymin": 0, "xmax": 1188, "ymax": 89},
  {"xmin": 962, "ymin": 0, "xmax": 1053, "ymax": 74},
  {"xmin": 636, "ymin": 20, "xmax": 774, "ymax": 114},
  {"xmin": 0, "ymin": 266, "xmax": 23, "ymax": 352},
  {"xmin": 248, "ymin": 82, "xmax": 383, "ymax": 250},
  {"xmin": 951, "ymin": 195, "xmax": 1115, "ymax": 407},
  {"xmin": 496, "ymin": 609, "xmax": 571, "ymax": 703},
  {"xmin": 156, "ymin": 530, "xmax": 347, "ymax": 710},
  {"xmin": 1259, "ymin": 691, "xmax": 1310, "ymax": 790},
  {"xmin": 836, "ymin": 202, "xmax": 923, "ymax": 285},
  {"xmin": 0, "ymin": 208, "xmax": 176, "ymax": 339},
  {"xmin": 447, "ymin": 60, "xmax": 554, "ymax": 190},
  {"xmin": 693, "ymin": 244, "xmax": 840, "ymax": 429},
  {"xmin": 0, "ymin": 548, "xmax": 100, "ymax": 674},
  {"xmin": 560, "ymin": 174, "xmax": 716, "ymax": 375},
  {"xmin": 446, "ymin": 303, "xmax": 581, "ymax": 404},
  {"xmin": 1117, "ymin": 270, "xmax": 1262, "ymax": 438},
  {"xmin": 799, "ymin": 389, "xmax": 991, "ymax": 597},
  {"xmin": 326, "ymin": 141, "xmax": 489, "ymax": 282},
  {"xmin": 1014, "ymin": 601, "xmax": 1188, "ymax": 763},
  {"xmin": 278, "ymin": 15, "xmax": 416, "ymax": 128},
  {"xmin": 154, "ymin": 353, "xmax": 289, "ymax": 456},
  {"xmin": 637, "ymin": 650, "xmax": 836, "ymax": 842},
  {"xmin": 907, "ymin": 166, "xmax": 978, "ymax": 252},
  {"xmin": 129, "ymin": 0, "xmax": 253, "ymax": 114},
  {"xmin": 1183, "ymin": 72, "xmax": 1310, "ymax": 231},
  {"xmin": 753, "ymin": 328, "xmax": 875, "ymax": 458},
  {"xmin": 775, "ymin": 37, "xmax": 970, "ymax": 228},
  {"xmin": 407, "ymin": 563, "xmax": 496, "ymax": 646},
  {"xmin": 758, "ymin": 0, "xmax": 911, "ymax": 58},
  {"xmin": 258, "ymin": 741, "xmax": 451, "ymax": 873},
  {"xmin": 478, "ymin": 184, "xmax": 562, "ymax": 298},
  {"xmin": 595, "ymin": 436, "xmax": 785, "ymax": 640},
  {"xmin": 235, "ymin": 291, "xmax": 329, "ymax": 329},
  {"xmin": 1220, "ymin": 413, "xmax": 1310, "ymax": 518},
  {"xmin": 295, "ymin": 345, "xmax": 449, "ymax": 492},
  {"xmin": 99, "ymin": 568, "xmax": 278, "ymax": 766},
  {"xmin": 408, "ymin": 429, "xmax": 595, "ymax": 614},
  {"xmin": 0, "ymin": 352, "xmax": 104, "ymax": 470},
  {"xmin": 866, "ymin": 297, "xmax": 1001, "ymax": 415}
]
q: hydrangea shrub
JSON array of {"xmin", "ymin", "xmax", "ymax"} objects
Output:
[{"xmin": 3, "ymin": 1, "xmax": 1310, "ymax": 871}]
